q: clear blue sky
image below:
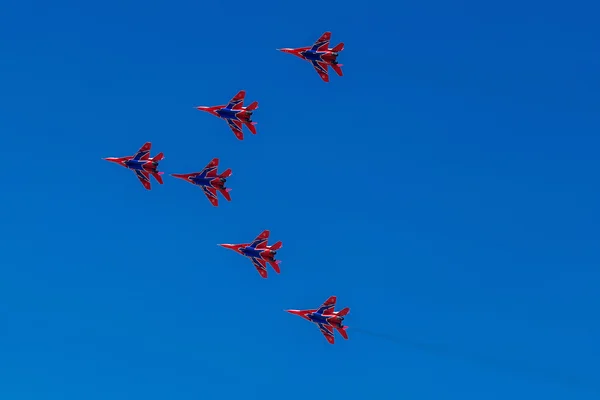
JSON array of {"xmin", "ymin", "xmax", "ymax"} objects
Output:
[{"xmin": 1, "ymin": 0, "xmax": 599, "ymax": 399}]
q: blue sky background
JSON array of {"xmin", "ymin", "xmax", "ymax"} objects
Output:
[{"xmin": 1, "ymin": 0, "xmax": 599, "ymax": 399}]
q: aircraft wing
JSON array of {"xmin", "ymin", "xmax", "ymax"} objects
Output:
[
  {"xmin": 317, "ymin": 323, "xmax": 335, "ymax": 344},
  {"xmin": 226, "ymin": 90, "xmax": 245, "ymax": 110},
  {"xmin": 202, "ymin": 158, "xmax": 219, "ymax": 178},
  {"xmin": 133, "ymin": 142, "xmax": 152, "ymax": 160},
  {"xmin": 311, "ymin": 61, "xmax": 330, "ymax": 82},
  {"xmin": 316, "ymin": 296, "xmax": 336, "ymax": 315},
  {"xmin": 202, "ymin": 186, "xmax": 219, "ymax": 207},
  {"xmin": 311, "ymin": 32, "xmax": 331, "ymax": 52},
  {"xmin": 134, "ymin": 170, "xmax": 151, "ymax": 190},
  {"xmin": 250, "ymin": 230, "xmax": 269, "ymax": 249},
  {"xmin": 251, "ymin": 257, "xmax": 268, "ymax": 278},
  {"xmin": 226, "ymin": 118, "xmax": 244, "ymax": 140}
]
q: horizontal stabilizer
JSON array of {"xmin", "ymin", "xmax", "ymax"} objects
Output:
[
  {"xmin": 153, "ymin": 152, "xmax": 165, "ymax": 162},
  {"xmin": 331, "ymin": 42, "xmax": 344, "ymax": 52},
  {"xmin": 152, "ymin": 172, "xmax": 164, "ymax": 184},
  {"xmin": 337, "ymin": 307, "xmax": 350, "ymax": 316},
  {"xmin": 336, "ymin": 326, "xmax": 349, "ymax": 339},
  {"xmin": 246, "ymin": 122, "xmax": 257, "ymax": 135},
  {"xmin": 331, "ymin": 63, "xmax": 343, "ymax": 77},
  {"xmin": 220, "ymin": 187, "xmax": 232, "ymax": 201},
  {"xmin": 219, "ymin": 168, "xmax": 232, "ymax": 178},
  {"xmin": 270, "ymin": 260, "xmax": 281, "ymax": 274}
]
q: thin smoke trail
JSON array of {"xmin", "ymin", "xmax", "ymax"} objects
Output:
[{"xmin": 352, "ymin": 328, "xmax": 598, "ymax": 394}]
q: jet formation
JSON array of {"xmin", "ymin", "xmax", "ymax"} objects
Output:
[{"xmin": 103, "ymin": 32, "xmax": 349, "ymax": 344}]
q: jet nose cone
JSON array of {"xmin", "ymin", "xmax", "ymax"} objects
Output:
[{"xmin": 219, "ymin": 244, "xmax": 242, "ymax": 253}]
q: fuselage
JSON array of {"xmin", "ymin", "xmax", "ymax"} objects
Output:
[
  {"xmin": 239, "ymin": 245, "xmax": 276, "ymax": 261},
  {"xmin": 124, "ymin": 159, "xmax": 156, "ymax": 172},
  {"xmin": 192, "ymin": 175, "xmax": 216, "ymax": 187},
  {"xmin": 301, "ymin": 50, "xmax": 338, "ymax": 63},
  {"xmin": 217, "ymin": 108, "xmax": 250, "ymax": 121},
  {"xmin": 308, "ymin": 312, "xmax": 343, "ymax": 327},
  {"xmin": 240, "ymin": 246, "xmax": 263, "ymax": 259}
]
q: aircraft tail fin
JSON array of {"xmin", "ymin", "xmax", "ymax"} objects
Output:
[
  {"xmin": 246, "ymin": 101, "xmax": 259, "ymax": 111},
  {"xmin": 270, "ymin": 241, "xmax": 283, "ymax": 251},
  {"xmin": 331, "ymin": 63, "xmax": 343, "ymax": 77},
  {"xmin": 332, "ymin": 42, "xmax": 344, "ymax": 52}
]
